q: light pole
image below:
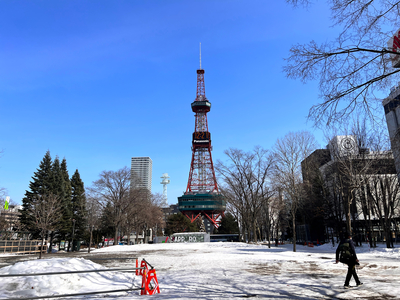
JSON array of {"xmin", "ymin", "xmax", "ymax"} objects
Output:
[{"xmin": 71, "ymin": 219, "xmax": 76, "ymax": 252}]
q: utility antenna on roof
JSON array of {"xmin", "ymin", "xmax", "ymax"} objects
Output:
[{"xmin": 199, "ymin": 42, "xmax": 202, "ymax": 70}]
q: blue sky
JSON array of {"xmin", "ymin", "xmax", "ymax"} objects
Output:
[{"xmin": 0, "ymin": 0, "xmax": 340, "ymax": 205}]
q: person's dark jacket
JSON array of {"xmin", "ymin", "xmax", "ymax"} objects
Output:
[{"xmin": 336, "ymin": 238, "xmax": 358, "ymax": 263}]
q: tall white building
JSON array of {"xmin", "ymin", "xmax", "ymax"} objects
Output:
[{"xmin": 131, "ymin": 157, "xmax": 152, "ymax": 192}]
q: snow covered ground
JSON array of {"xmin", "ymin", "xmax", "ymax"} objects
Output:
[{"xmin": 0, "ymin": 241, "xmax": 399, "ymax": 299}]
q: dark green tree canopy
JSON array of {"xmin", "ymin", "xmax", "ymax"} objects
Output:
[
  {"xmin": 164, "ymin": 213, "xmax": 199, "ymax": 236},
  {"xmin": 216, "ymin": 213, "xmax": 239, "ymax": 234},
  {"xmin": 99, "ymin": 202, "xmax": 115, "ymax": 239},
  {"xmin": 20, "ymin": 152, "xmax": 85, "ymax": 243},
  {"xmin": 71, "ymin": 169, "xmax": 87, "ymax": 240},
  {"xmin": 58, "ymin": 158, "xmax": 73, "ymax": 240},
  {"xmin": 20, "ymin": 151, "xmax": 54, "ymax": 235}
]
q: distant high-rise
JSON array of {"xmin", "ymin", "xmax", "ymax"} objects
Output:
[{"xmin": 131, "ymin": 157, "xmax": 152, "ymax": 192}]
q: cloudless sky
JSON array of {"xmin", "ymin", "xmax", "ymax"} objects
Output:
[{"xmin": 0, "ymin": 0, "xmax": 342, "ymax": 205}]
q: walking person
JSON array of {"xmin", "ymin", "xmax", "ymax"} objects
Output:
[{"xmin": 335, "ymin": 232, "xmax": 363, "ymax": 289}]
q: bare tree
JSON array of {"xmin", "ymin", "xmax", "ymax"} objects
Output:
[
  {"xmin": 284, "ymin": 0, "xmax": 400, "ymax": 125},
  {"xmin": 29, "ymin": 193, "xmax": 62, "ymax": 259},
  {"xmin": 89, "ymin": 167, "xmax": 131, "ymax": 245},
  {"xmin": 356, "ymin": 127, "xmax": 399, "ymax": 248},
  {"xmin": 269, "ymin": 189, "xmax": 289, "ymax": 246},
  {"xmin": 321, "ymin": 117, "xmax": 390, "ymax": 239},
  {"xmin": 0, "ymin": 188, "xmax": 6, "ymax": 202},
  {"xmin": 147, "ymin": 193, "xmax": 165, "ymax": 236},
  {"xmin": 364, "ymin": 172, "xmax": 400, "ymax": 248},
  {"xmin": 85, "ymin": 192, "xmax": 101, "ymax": 253},
  {"xmin": 324, "ymin": 149, "xmax": 372, "ymax": 238},
  {"xmin": 122, "ymin": 188, "xmax": 162, "ymax": 245},
  {"xmin": 273, "ymin": 131, "xmax": 318, "ymax": 252},
  {"xmin": 216, "ymin": 147, "xmax": 275, "ymax": 243},
  {"xmin": 315, "ymin": 114, "xmax": 400, "ymax": 250}
]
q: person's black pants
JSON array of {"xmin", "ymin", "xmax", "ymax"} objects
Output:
[{"xmin": 345, "ymin": 263, "xmax": 360, "ymax": 286}]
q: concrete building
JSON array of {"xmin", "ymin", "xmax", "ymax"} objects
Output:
[
  {"xmin": 301, "ymin": 135, "xmax": 398, "ymax": 244},
  {"xmin": 161, "ymin": 204, "xmax": 180, "ymax": 224},
  {"xmin": 0, "ymin": 205, "xmax": 22, "ymax": 239},
  {"xmin": 383, "ymin": 85, "xmax": 400, "ymax": 181},
  {"xmin": 131, "ymin": 157, "xmax": 152, "ymax": 192}
]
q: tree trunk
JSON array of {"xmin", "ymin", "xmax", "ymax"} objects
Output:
[
  {"xmin": 346, "ymin": 197, "xmax": 352, "ymax": 235},
  {"xmin": 88, "ymin": 227, "xmax": 93, "ymax": 253},
  {"xmin": 385, "ymin": 223, "xmax": 392, "ymax": 248},
  {"xmin": 253, "ymin": 218, "xmax": 257, "ymax": 243},
  {"xmin": 276, "ymin": 219, "xmax": 280, "ymax": 247},
  {"xmin": 266, "ymin": 205, "xmax": 271, "ymax": 248},
  {"xmin": 239, "ymin": 218, "xmax": 244, "ymax": 242},
  {"xmin": 114, "ymin": 226, "xmax": 118, "ymax": 245},
  {"xmin": 127, "ymin": 230, "xmax": 131, "ymax": 245},
  {"xmin": 39, "ymin": 235, "xmax": 45, "ymax": 259},
  {"xmin": 292, "ymin": 213, "xmax": 296, "ymax": 252},
  {"xmin": 48, "ymin": 231, "xmax": 54, "ymax": 253},
  {"xmin": 367, "ymin": 215, "xmax": 373, "ymax": 248}
]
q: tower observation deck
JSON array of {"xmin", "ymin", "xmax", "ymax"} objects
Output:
[{"xmin": 178, "ymin": 49, "xmax": 225, "ymax": 228}]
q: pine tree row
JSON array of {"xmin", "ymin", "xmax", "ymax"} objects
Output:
[{"xmin": 20, "ymin": 151, "xmax": 86, "ymax": 251}]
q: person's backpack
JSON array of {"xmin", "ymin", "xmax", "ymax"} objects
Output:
[{"xmin": 339, "ymin": 241, "xmax": 353, "ymax": 264}]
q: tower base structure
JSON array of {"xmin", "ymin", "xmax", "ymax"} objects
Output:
[{"xmin": 178, "ymin": 193, "xmax": 225, "ymax": 228}]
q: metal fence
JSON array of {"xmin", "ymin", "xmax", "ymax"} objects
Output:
[
  {"xmin": 0, "ymin": 257, "xmax": 160, "ymax": 299},
  {"xmin": 0, "ymin": 240, "xmax": 46, "ymax": 254}
]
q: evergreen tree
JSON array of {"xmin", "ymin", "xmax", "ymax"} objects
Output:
[
  {"xmin": 47, "ymin": 156, "xmax": 65, "ymax": 251},
  {"xmin": 99, "ymin": 202, "xmax": 115, "ymax": 240},
  {"xmin": 216, "ymin": 213, "xmax": 239, "ymax": 234},
  {"xmin": 71, "ymin": 169, "xmax": 87, "ymax": 241},
  {"xmin": 20, "ymin": 151, "xmax": 54, "ymax": 238},
  {"xmin": 58, "ymin": 158, "xmax": 73, "ymax": 242},
  {"xmin": 164, "ymin": 213, "xmax": 199, "ymax": 236},
  {"xmin": 51, "ymin": 157, "xmax": 64, "ymax": 198}
]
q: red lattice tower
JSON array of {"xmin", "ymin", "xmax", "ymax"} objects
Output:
[
  {"xmin": 185, "ymin": 61, "xmax": 219, "ymax": 194},
  {"xmin": 178, "ymin": 48, "xmax": 225, "ymax": 229}
]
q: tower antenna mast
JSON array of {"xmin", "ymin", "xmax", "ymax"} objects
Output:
[{"xmin": 199, "ymin": 42, "xmax": 202, "ymax": 69}]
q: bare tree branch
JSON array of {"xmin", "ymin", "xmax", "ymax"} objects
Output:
[
  {"xmin": 284, "ymin": 0, "xmax": 400, "ymax": 126},
  {"xmin": 29, "ymin": 193, "xmax": 62, "ymax": 258},
  {"xmin": 273, "ymin": 131, "xmax": 319, "ymax": 251},
  {"xmin": 88, "ymin": 167, "xmax": 131, "ymax": 245},
  {"xmin": 216, "ymin": 147, "xmax": 275, "ymax": 243}
]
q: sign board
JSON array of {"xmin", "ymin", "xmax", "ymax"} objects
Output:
[
  {"xmin": 4, "ymin": 196, "xmax": 10, "ymax": 210},
  {"xmin": 388, "ymin": 28, "xmax": 400, "ymax": 68},
  {"xmin": 169, "ymin": 232, "xmax": 210, "ymax": 243},
  {"xmin": 328, "ymin": 135, "xmax": 359, "ymax": 159}
]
